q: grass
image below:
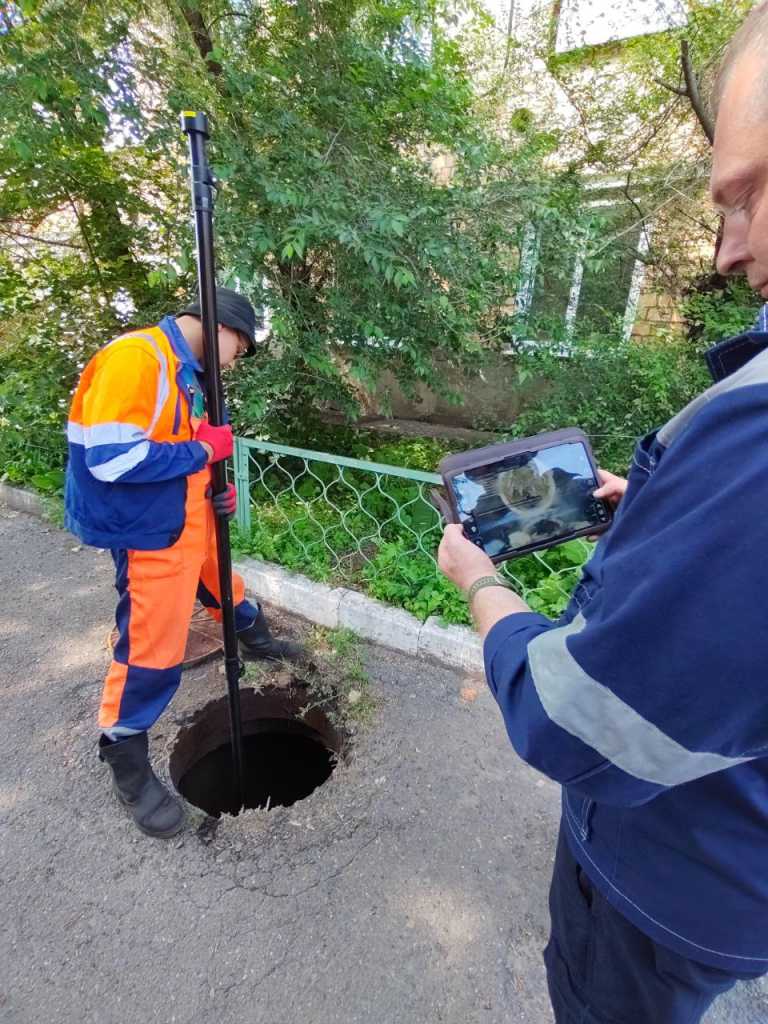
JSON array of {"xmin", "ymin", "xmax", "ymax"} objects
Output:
[
  {"xmin": 241, "ymin": 627, "xmax": 378, "ymax": 734},
  {"xmin": 303, "ymin": 627, "xmax": 378, "ymax": 731}
]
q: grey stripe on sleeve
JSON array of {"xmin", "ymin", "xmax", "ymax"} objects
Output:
[
  {"xmin": 527, "ymin": 615, "xmax": 750, "ymax": 787},
  {"xmin": 89, "ymin": 441, "xmax": 150, "ymax": 482},
  {"xmin": 658, "ymin": 347, "xmax": 768, "ymax": 447}
]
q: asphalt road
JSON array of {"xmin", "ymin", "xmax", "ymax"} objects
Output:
[{"xmin": 1, "ymin": 507, "xmax": 766, "ymax": 1024}]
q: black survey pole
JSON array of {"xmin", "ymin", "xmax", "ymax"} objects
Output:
[{"xmin": 180, "ymin": 111, "xmax": 244, "ymax": 810}]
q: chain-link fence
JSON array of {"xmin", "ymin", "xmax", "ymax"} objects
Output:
[{"xmin": 232, "ymin": 437, "xmax": 595, "ymax": 626}]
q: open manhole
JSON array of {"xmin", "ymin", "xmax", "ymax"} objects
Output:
[{"xmin": 169, "ymin": 687, "xmax": 343, "ymax": 818}]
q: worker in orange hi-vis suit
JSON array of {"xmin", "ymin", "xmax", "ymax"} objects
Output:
[{"xmin": 64, "ymin": 287, "xmax": 302, "ymax": 838}]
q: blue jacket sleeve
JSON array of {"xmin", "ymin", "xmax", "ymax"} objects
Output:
[
  {"xmin": 484, "ymin": 386, "xmax": 768, "ymax": 807},
  {"xmin": 85, "ymin": 439, "xmax": 208, "ymax": 484}
]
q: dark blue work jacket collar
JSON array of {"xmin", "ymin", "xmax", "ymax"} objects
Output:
[{"xmin": 705, "ymin": 302, "xmax": 768, "ymax": 383}]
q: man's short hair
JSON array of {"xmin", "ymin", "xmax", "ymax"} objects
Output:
[{"xmin": 713, "ymin": 1, "xmax": 768, "ymax": 117}]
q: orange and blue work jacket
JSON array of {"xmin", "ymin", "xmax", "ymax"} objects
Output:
[{"xmin": 65, "ymin": 316, "xmax": 212, "ymax": 550}]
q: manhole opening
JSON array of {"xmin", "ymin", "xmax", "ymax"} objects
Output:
[{"xmin": 169, "ymin": 688, "xmax": 343, "ymax": 818}]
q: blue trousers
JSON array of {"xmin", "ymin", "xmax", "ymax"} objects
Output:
[{"xmin": 544, "ymin": 827, "xmax": 764, "ymax": 1024}]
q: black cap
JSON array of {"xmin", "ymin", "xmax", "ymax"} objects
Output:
[{"xmin": 179, "ymin": 287, "xmax": 260, "ymax": 356}]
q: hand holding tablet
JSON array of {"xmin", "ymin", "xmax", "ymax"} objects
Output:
[{"xmin": 432, "ymin": 428, "xmax": 613, "ymax": 564}]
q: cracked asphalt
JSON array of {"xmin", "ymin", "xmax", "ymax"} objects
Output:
[{"xmin": 1, "ymin": 507, "xmax": 766, "ymax": 1024}]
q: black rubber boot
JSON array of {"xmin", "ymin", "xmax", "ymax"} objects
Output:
[
  {"xmin": 98, "ymin": 732, "xmax": 185, "ymax": 838},
  {"xmin": 237, "ymin": 611, "xmax": 304, "ymax": 662}
]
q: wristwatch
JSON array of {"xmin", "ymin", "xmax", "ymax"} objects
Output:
[{"xmin": 467, "ymin": 575, "xmax": 513, "ymax": 605}]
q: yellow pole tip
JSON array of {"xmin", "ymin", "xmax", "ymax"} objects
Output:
[{"xmin": 182, "ymin": 110, "xmax": 198, "ymax": 118}]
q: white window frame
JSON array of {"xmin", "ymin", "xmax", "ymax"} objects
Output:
[{"xmin": 510, "ymin": 205, "xmax": 652, "ymax": 350}]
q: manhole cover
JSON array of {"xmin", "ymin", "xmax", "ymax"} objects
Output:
[
  {"xmin": 109, "ymin": 603, "xmax": 223, "ymax": 669},
  {"xmin": 169, "ymin": 687, "xmax": 343, "ymax": 817}
]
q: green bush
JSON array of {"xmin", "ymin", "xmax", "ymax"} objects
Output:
[
  {"xmin": 507, "ymin": 331, "xmax": 710, "ymax": 473},
  {"xmin": 681, "ymin": 278, "xmax": 759, "ymax": 351},
  {"xmin": 503, "ymin": 540, "xmax": 591, "ymax": 618},
  {"xmin": 362, "ymin": 539, "xmax": 472, "ymax": 625},
  {"xmin": 0, "ymin": 325, "xmax": 83, "ymax": 491},
  {"xmin": 0, "ymin": 280, "xmax": 121, "ymax": 492}
]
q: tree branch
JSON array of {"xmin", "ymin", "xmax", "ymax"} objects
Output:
[
  {"xmin": 680, "ymin": 39, "xmax": 714, "ymax": 145},
  {"xmin": 0, "ymin": 227, "xmax": 85, "ymax": 250},
  {"xmin": 652, "ymin": 76, "xmax": 687, "ymax": 97},
  {"xmin": 179, "ymin": 5, "xmax": 223, "ymax": 77},
  {"xmin": 502, "ymin": 0, "xmax": 516, "ymax": 77},
  {"xmin": 63, "ymin": 189, "xmax": 111, "ymax": 306},
  {"xmin": 653, "ymin": 40, "xmax": 714, "ymax": 146}
]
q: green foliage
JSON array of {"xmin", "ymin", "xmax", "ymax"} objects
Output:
[
  {"xmin": 545, "ymin": 1, "xmax": 752, "ymax": 168},
  {"xmin": 39, "ymin": 493, "xmax": 65, "ymax": 527},
  {"xmin": 362, "ymin": 539, "xmax": 472, "ymax": 624},
  {"xmin": 1, "ymin": 0, "xmax": 563, "ymax": 444},
  {"xmin": 0, "ymin": 1, "xmax": 182, "ymax": 316},
  {"xmin": 304, "ymin": 627, "xmax": 378, "ymax": 729},
  {"xmin": 510, "ymin": 1, "xmax": 756, "ymax": 302},
  {"xmin": 0, "ymin": 251, "xmax": 125, "ymax": 485},
  {"xmin": 503, "ymin": 540, "xmax": 590, "ymax": 618},
  {"xmin": 0, "ymin": 321, "xmax": 83, "ymax": 488},
  {"xmin": 231, "ymin": 433, "xmax": 594, "ymax": 625},
  {"xmin": 232, "ymin": 453, "xmax": 442, "ymax": 584},
  {"xmin": 682, "ymin": 277, "xmax": 759, "ymax": 351},
  {"xmin": 506, "ymin": 330, "xmax": 710, "ymax": 473}
]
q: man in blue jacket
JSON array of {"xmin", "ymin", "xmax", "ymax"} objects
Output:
[{"xmin": 438, "ymin": 9, "xmax": 768, "ymax": 1022}]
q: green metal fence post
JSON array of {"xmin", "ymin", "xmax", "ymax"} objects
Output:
[{"xmin": 232, "ymin": 437, "xmax": 252, "ymax": 534}]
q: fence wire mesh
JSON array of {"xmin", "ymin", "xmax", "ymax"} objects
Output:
[{"xmin": 233, "ymin": 438, "xmax": 595, "ymax": 624}]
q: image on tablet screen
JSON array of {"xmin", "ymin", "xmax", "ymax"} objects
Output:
[{"xmin": 450, "ymin": 442, "xmax": 598, "ymax": 557}]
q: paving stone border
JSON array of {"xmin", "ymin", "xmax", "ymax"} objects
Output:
[
  {"xmin": 0, "ymin": 483, "xmax": 484, "ymax": 672},
  {"xmin": 236, "ymin": 556, "xmax": 484, "ymax": 671},
  {"xmin": 0, "ymin": 482, "xmax": 45, "ymax": 517}
]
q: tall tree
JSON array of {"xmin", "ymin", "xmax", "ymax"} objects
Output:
[{"xmin": 1, "ymin": 0, "xmax": 557, "ymax": 432}]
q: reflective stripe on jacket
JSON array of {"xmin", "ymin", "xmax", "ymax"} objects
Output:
[
  {"xmin": 64, "ymin": 318, "xmax": 209, "ymax": 550},
  {"xmin": 483, "ymin": 324, "xmax": 768, "ymax": 971}
]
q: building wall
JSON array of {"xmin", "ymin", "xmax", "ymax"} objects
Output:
[
  {"xmin": 479, "ymin": 0, "xmax": 708, "ymax": 344},
  {"xmin": 362, "ymin": 2, "xmax": 709, "ymax": 426},
  {"xmin": 632, "ymin": 289, "xmax": 685, "ymax": 338},
  {"xmin": 370, "ymin": 356, "xmax": 547, "ymax": 429}
]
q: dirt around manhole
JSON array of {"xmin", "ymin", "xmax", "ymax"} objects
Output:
[{"xmin": 169, "ymin": 685, "xmax": 345, "ymax": 818}]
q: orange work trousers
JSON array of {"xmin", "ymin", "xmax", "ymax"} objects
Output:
[{"xmin": 99, "ymin": 468, "xmax": 257, "ymax": 736}]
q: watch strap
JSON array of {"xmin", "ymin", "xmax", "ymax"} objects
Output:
[{"xmin": 467, "ymin": 575, "xmax": 511, "ymax": 604}]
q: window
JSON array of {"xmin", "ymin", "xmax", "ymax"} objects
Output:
[
  {"xmin": 554, "ymin": 0, "xmax": 687, "ymax": 54},
  {"xmin": 515, "ymin": 204, "xmax": 652, "ymax": 343}
]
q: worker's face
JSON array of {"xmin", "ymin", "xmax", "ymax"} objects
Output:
[
  {"xmin": 712, "ymin": 51, "xmax": 768, "ymax": 295},
  {"xmin": 217, "ymin": 325, "xmax": 249, "ymax": 368}
]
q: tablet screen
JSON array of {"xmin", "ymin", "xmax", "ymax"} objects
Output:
[{"xmin": 449, "ymin": 441, "xmax": 608, "ymax": 558}]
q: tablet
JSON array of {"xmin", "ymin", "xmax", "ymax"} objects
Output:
[{"xmin": 434, "ymin": 428, "xmax": 612, "ymax": 563}]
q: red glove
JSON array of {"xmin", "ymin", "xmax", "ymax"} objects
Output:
[
  {"xmin": 209, "ymin": 483, "xmax": 237, "ymax": 520},
  {"xmin": 195, "ymin": 421, "xmax": 233, "ymax": 464}
]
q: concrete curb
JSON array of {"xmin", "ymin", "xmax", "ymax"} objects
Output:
[
  {"xmin": 236, "ymin": 556, "xmax": 484, "ymax": 672},
  {"xmin": 0, "ymin": 482, "xmax": 45, "ymax": 517},
  {"xmin": 0, "ymin": 482, "xmax": 484, "ymax": 673}
]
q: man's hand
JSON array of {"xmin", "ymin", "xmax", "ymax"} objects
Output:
[
  {"xmin": 438, "ymin": 524, "xmax": 532, "ymax": 638},
  {"xmin": 437, "ymin": 524, "xmax": 498, "ymax": 593},
  {"xmin": 195, "ymin": 421, "xmax": 233, "ymax": 464},
  {"xmin": 593, "ymin": 468, "xmax": 628, "ymax": 508}
]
